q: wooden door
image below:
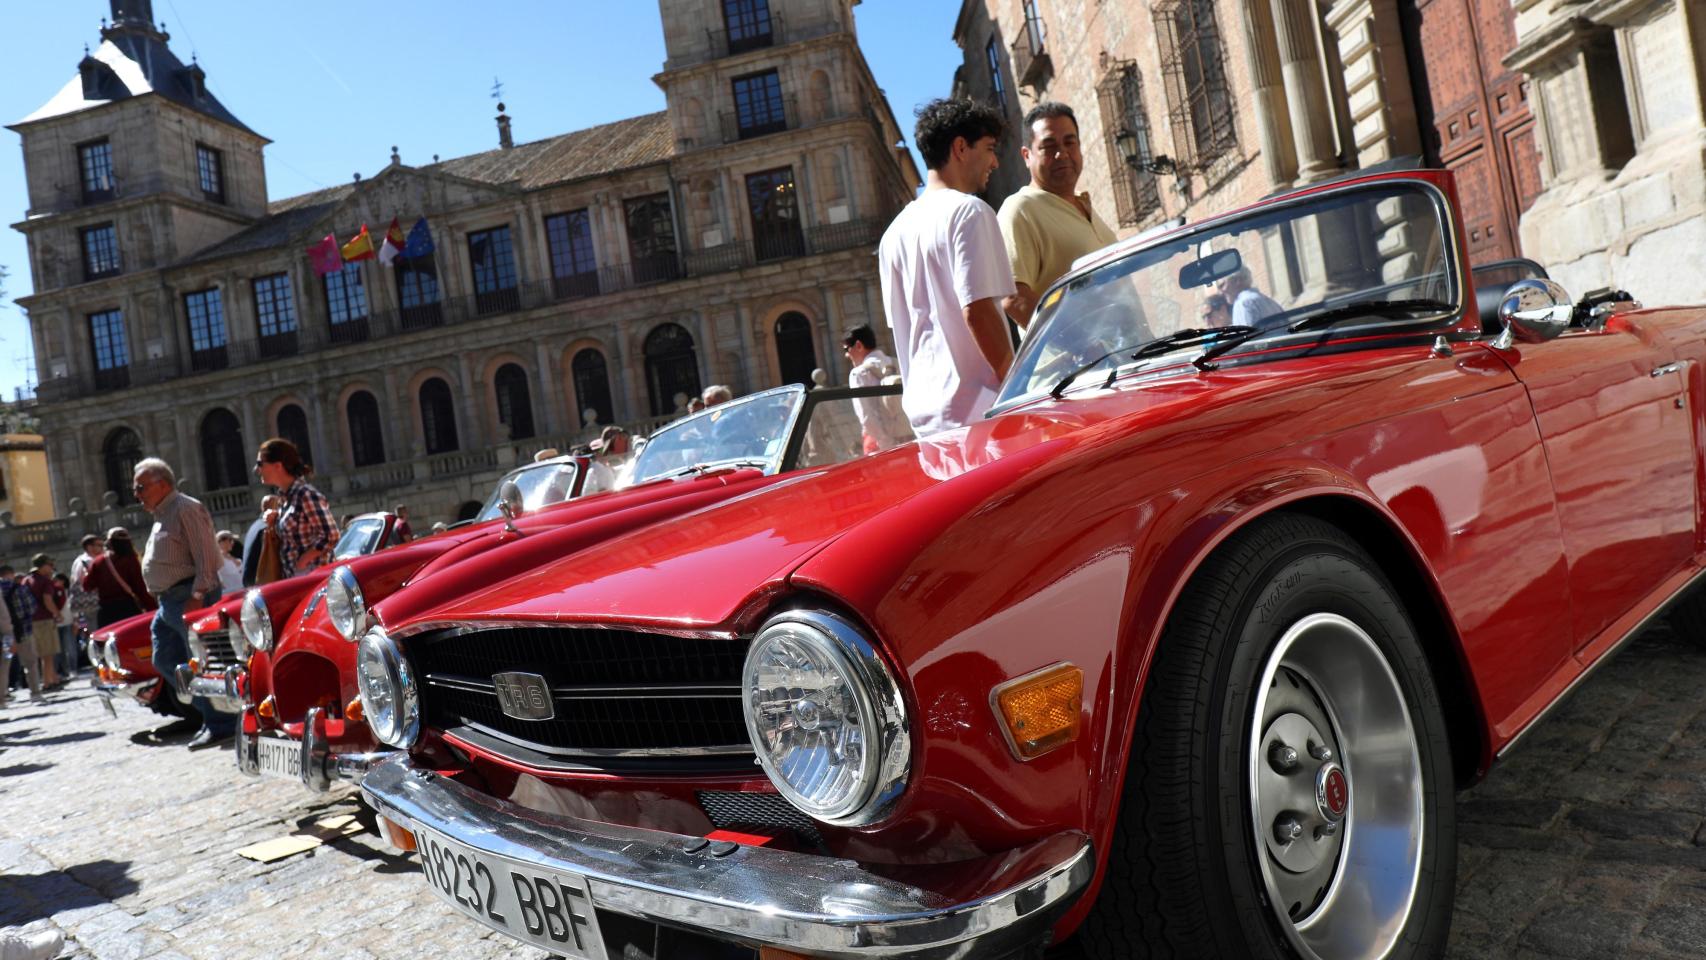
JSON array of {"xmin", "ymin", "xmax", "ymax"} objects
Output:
[{"xmin": 1409, "ymin": 0, "xmax": 1544, "ymax": 263}]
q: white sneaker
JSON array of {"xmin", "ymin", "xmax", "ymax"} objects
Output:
[{"xmin": 0, "ymin": 928, "xmax": 64, "ymax": 960}]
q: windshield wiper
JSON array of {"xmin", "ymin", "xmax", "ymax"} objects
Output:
[
  {"xmin": 1286, "ymin": 298, "xmax": 1456, "ymax": 333},
  {"xmin": 660, "ymin": 457, "xmax": 770, "ymax": 480},
  {"xmin": 1049, "ymin": 326, "xmax": 1262, "ymax": 398},
  {"xmin": 1049, "ymin": 345, "xmax": 1134, "ymax": 399}
]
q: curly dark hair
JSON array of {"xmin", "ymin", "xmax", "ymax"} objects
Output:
[{"xmin": 914, "ymin": 98, "xmax": 1006, "ymax": 171}]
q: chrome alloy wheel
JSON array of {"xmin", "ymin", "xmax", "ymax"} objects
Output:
[{"xmin": 1248, "ymin": 612, "xmax": 1424, "ymax": 960}]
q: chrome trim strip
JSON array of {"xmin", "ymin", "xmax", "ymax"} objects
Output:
[
  {"xmin": 444, "ymin": 724, "xmax": 753, "ymax": 760},
  {"xmin": 1497, "ymin": 566, "xmax": 1706, "ymax": 760},
  {"xmin": 389, "ymin": 619, "xmax": 741, "ymax": 643},
  {"xmin": 424, "ymin": 674, "xmax": 740, "ymax": 700},
  {"xmin": 361, "ymin": 754, "xmax": 1093, "ymax": 959}
]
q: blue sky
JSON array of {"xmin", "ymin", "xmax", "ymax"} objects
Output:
[{"xmin": 0, "ymin": 1, "xmax": 965, "ymax": 401}]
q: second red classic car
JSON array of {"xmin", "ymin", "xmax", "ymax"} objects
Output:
[{"xmin": 352, "ymin": 168, "xmax": 1697, "ymax": 959}]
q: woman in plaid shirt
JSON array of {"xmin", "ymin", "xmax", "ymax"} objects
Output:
[{"xmin": 254, "ymin": 438, "xmax": 337, "ymax": 578}]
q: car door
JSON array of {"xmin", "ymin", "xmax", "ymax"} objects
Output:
[{"xmin": 1493, "ymin": 315, "xmax": 1695, "ymax": 651}]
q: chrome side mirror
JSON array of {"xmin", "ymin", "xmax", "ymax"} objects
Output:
[
  {"xmin": 498, "ymin": 480, "xmax": 523, "ymax": 533},
  {"xmin": 1493, "ymin": 278, "xmax": 1573, "ymax": 349}
]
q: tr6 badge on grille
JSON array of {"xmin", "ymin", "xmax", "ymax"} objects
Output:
[{"xmin": 493, "ymin": 672, "xmax": 554, "ymax": 720}]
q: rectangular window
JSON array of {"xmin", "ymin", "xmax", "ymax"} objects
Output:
[
  {"xmin": 723, "ymin": 0, "xmax": 774, "ymax": 54},
  {"xmin": 1097, "ymin": 60, "xmax": 1164, "ymax": 226},
  {"xmin": 746, "ymin": 167, "xmax": 805, "ymax": 262},
  {"xmin": 394, "ymin": 257, "xmax": 443, "ymax": 330},
  {"xmin": 324, "ymin": 262, "xmax": 370, "ymax": 343},
  {"xmin": 183, "ymin": 288, "xmax": 229, "ymax": 372},
  {"xmin": 81, "ymin": 223, "xmax": 122, "ymax": 280},
  {"xmin": 467, "ymin": 225, "xmax": 520, "ymax": 314},
  {"xmin": 1155, "ymin": 0, "xmax": 1238, "ymax": 169},
  {"xmin": 88, "ymin": 309, "xmax": 129, "ymax": 391},
  {"xmin": 79, "ymin": 140, "xmax": 114, "ymax": 202},
  {"xmin": 196, "ymin": 144, "xmax": 225, "ymax": 203},
  {"xmin": 987, "ymin": 39, "xmax": 1005, "ymax": 104},
  {"xmin": 733, "ymin": 70, "xmax": 788, "ymax": 138},
  {"xmin": 624, "ymin": 194, "xmax": 681, "ymax": 284},
  {"xmin": 253, "ymin": 273, "xmax": 297, "ymax": 357},
  {"xmin": 545, "ymin": 209, "xmax": 599, "ymax": 299}
]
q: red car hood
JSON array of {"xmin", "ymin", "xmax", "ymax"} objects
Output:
[{"xmin": 388, "ymin": 352, "xmax": 1437, "ymax": 634}]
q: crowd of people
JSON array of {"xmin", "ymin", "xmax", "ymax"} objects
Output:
[{"xmin": 2, "ymin": 438, "xmax": 339, "ymax": 751}]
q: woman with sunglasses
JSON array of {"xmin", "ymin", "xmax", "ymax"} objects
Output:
[{"xmin": 254, "ymin": 439, "xmax": 337, "ymax": 578}]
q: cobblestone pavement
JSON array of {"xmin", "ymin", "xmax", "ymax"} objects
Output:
[{"xmin": 1, "ymin": 626, "xmax": 1704, "ymax": 959}]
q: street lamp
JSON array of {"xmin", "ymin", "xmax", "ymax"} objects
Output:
[{"xmin": 1114, "ymin": 128, "xmax": 1177, "ymax": 177}]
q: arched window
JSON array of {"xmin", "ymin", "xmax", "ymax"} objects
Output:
[
  {"xmin": 643, "ymin": 323, "xmax": 702, "ymax": 417},
  {"xmin": 493, "ymin": 363, "xmax": 535, "ymax": 441},
  {"xmin": 103, "ymin": 427, "xmax": 143, "ymax": 505},
  {"xmin": 420, "ymin": 377, "xmax": 460, "ymax": 454},
  {"xmin": 275, "ymin": 403, "xmax": 313, "ymax": 469},
  {"xmin": 456, "ymin": 500, "xmax": 483, "ymax": 522},
  {"xmin": 774, "ymin": 312, "xmax": 817, "ymax": 387},
  {"xmin": 199, "ymin": 408, "xmax": 246, "ymax": 491},
  {"xmin": 347, "ymin": 391, "xmax": 386, "ymax": 467},
  {"xmin": 571, "ymin": 349, "xmax": 615, "ymax": 428}
]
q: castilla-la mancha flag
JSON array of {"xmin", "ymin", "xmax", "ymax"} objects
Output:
[
  {"xmin": 341, "ymin": 224, "xmax": 377, "ymax": 262},
  {"xmin": 378, "ymin": 218, "xmax": 407, "ymax": 266},
  {"xmin": 306, "ymin": 234, "xmax": 342, "ymax": 276}
]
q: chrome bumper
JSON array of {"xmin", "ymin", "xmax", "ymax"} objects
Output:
[
  {"xmin": 237, "ymin": 706, "xmax": 391, "ymax": 792},
  {"xmin": 186, "ymin": 666, "xmax": 246, "ymax": 714},
  {"xmin": 360, "ymin": 754, "xmax": 1093, "ymax": 958}
]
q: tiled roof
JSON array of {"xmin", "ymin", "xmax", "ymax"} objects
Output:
[
  {"xmin": 178, "ymin": 112, "xmax": 674, "ymax": 267},
  {"xmin": 428, "ymin": 112, "xmax": 674, "ymax": 189}
]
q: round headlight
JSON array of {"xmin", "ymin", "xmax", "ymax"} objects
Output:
[
  {"xmin": 356, "ymin": 627, "xmax": 419, "ymax": 748},
  {"xmin": 741, "ymin": 610, "xmax": 910, "ymax": 826},
  {"xmin": 240, "ymin": 589, "xmax": 273, "ymax": 652},
  {"xmin": 229, "ymin": 617, "xmax": 251, "ymax": 660},
  {"xmin": 102, "ymin": 637, "xmax": 121, "ymax": 672},
  {"xmin": 325, "ymin": 567, "xmax": 367, "ymax": 642}
]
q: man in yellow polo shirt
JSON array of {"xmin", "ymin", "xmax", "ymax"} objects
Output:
[{"xmin": 998, "ymin": 102, "xmax": 1118, "ymax": 336}]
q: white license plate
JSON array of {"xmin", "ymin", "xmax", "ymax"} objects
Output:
[
  {"xmin": 256, "ymin": 737, "xmax": 301, "ymax": 781},
  {"xmin": 415, "ymin": 825, "xmax": 607, "ymax": 959}
]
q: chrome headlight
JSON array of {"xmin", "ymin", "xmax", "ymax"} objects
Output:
[
  {"xmin": 325, "ymin": 567, "xmax": 367, "ymax": 642},
  {"xmin": 741, "ymin": 610, "xmax": 910, "ymax": 826},
  {"xmin": 102, "ymin": 637, "xmax": 121, "ymax": 672},
  {"xmin": 229, "ymin": 617, "xmax": 251, "ymax": 660},
  {"xmin": 240, "ymin": 589, "xmax": 273, "ymax": 652},
  {"xmin": 186, "ymin": 629, "xmax": 206, "ymax": 666},
  {"xmin": 356, "ymin": 627, "xmax": 419, "ymax": 748}
]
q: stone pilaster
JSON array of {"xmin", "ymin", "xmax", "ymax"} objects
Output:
[{"xmin": 1270, "ymin": 0, "xmax": 1340, "ymax": 179}]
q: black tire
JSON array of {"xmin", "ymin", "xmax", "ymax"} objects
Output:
[{"xmin": 1067, "ymin": 512, "xmax": 1456, "ymax": 960}]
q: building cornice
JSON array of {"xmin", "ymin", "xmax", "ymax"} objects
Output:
[
  {"xmin": 653, "ymin": 31, "xmax": 853, "ymax": 87},
  {"xmin": 1505, "ymin": 16, "xmax": 1599, "ymax": 74},
  {"xmin": 6, "ymin": 91, "xmax": 272, "ymax": 146}
]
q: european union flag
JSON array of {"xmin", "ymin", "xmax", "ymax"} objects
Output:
[{"xmin": 402, "ymin": 217, "xmax": 435, "ymax": 259}]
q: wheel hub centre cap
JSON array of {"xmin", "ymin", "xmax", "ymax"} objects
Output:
[{"xmin": 1315, "ymin": 761, "xmax": 1349, "ymax": 823}]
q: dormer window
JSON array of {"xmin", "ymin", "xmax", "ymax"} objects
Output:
[
  {"xmin": 196, "ymin": 144, "xmax": 224, "ymax": 203},
  {"xmin": 80, "ymin": 140, "xmax": 114, "ymax": 203}
]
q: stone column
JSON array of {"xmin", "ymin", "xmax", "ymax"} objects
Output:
[
  {"xmin": 1242, "ymin": 0, "xmax": 1300, "ymax": 185},
  {"xmin": 1270, "ymin": 0, "xmax": 1340, "ymax": 179},
  {"xmin": 533, "ymin": 340, "xmax": 563, "ymax": 437}
]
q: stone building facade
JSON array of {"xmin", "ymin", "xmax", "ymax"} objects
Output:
[
  {"xmin": 7, "ymin": 0, "xmax": 918, "ymax": 549},
  {"xmin": 950, "ymin": 0, "xmax": 1545, "ymax": 266},
  {"xmin": 1508, "ymin": 0, "xmax": 1706, "ymax": 305}
]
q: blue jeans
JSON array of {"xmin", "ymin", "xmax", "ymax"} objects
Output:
[
  {"xmin": 57, "ymin": 623, "xmax": 77, "ymax": 676},
  {"xmin": 152, "ymin": 581, "xmax": 233, "ymax": 734}
]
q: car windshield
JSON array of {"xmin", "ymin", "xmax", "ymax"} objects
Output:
[
  {"xmin": 332, "ymin": 516, "xmax": 387, "ymax": 560},
  {"xmin": 473, "ymin": 460, "xmax": 581, "ymax": 522},
  {"xmin": 997, "ymin": 182, "xmax": 1458, "ymax": 404},
  {"xmin": 630, "ymin": 388, "xmax": 802, "ymax": 483}
]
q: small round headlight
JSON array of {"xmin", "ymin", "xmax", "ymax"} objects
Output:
[
  {"xmin": 356, "ymin": 627, "xmax": 419, "ymax": 748},
  {"xmin": 102, "ymin": 637, "xmax": 121, "ymax": 672},
  {"xmin": 240, "ymin": 589, "xmax": 273, "ymax": 652},
  {"xmin": 741, "ymin": 610, "xmax": 909, "ymax": 826},
  {"xmin": 325, "ymin": 567, "xmax": 367, "ymax": 642},
  {"xmin": 229, "ymin": 617, "xmax": 251, "ymax": 660}
]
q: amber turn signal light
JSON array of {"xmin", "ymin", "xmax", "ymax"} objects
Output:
[
  {"xmin": 992, "ymin": 663, "xmax": 1083, "ymax": 761},
  {"xmin": 187, "ymin": 658, "xmax": 200, "ymax": 675},
  {"xmin": 345, "ymin": 696, "xmax": 364, "ymax": 723},
  {"xmin": 378, "ymin": 816, "xmax": 416, "ymax": 852},
  {"xmin": 256, "ymin": 695, "xmax": 277, "ymax": 720}
]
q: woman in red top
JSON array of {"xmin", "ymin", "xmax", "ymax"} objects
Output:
[{"xmin": 79, "ymin": 527, "xmax": 156, "ymax": 627}]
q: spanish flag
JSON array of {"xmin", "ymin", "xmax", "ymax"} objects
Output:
[{"xmin": 341, "ymin": 224, "xmax": 376, "ymax": 262}]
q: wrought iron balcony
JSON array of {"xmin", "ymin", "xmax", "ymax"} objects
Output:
[{"xmin": 1012, "ymin": 18, "xmax": 1052, "ymax": 90}]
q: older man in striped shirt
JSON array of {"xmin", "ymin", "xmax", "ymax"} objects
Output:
[{"xmin": 135, "ymin": 457, "xmax": 233, "ymax": 747}]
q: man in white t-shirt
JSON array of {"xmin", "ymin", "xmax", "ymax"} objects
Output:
[
  {"xmin": 879, "ymin": 98, "xmax": 1017, "ymax": 437},
  {"xmin": 1216, "ymin": 267, "xmax": 1284, "ymax": 329}
]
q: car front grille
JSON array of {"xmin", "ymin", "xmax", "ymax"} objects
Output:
[
  {"xmin": 192, "ymin": 628, "xmax": 241, "ymax": 672},
  {"xmin": 409, "ymin": 625, "xmax": 751, "ymax": 761}
]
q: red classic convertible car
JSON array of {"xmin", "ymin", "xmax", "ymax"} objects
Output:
[
  {"xmin": 237, "ymin": 396, "xmax": 906, "ymax": 793},
  {"xmin": 91, "ymin": 610, "xmax": 194, "ymax": 721},
  {"xmin": 356, "ymin": 168, "xmax": 1694, "ymax": 959}
]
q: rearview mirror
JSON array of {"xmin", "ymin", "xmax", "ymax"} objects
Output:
[
  {"xmin": 1179, "ymin": 248, "xmax": 1243, "ymax": 290},
  {"xmin": 1494, "ymin": 278, "xmax": 1573, "ymax": 349},
  {"xmin": 497, "ymin": 480, "xmax": 523, "ymax": 532}
]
